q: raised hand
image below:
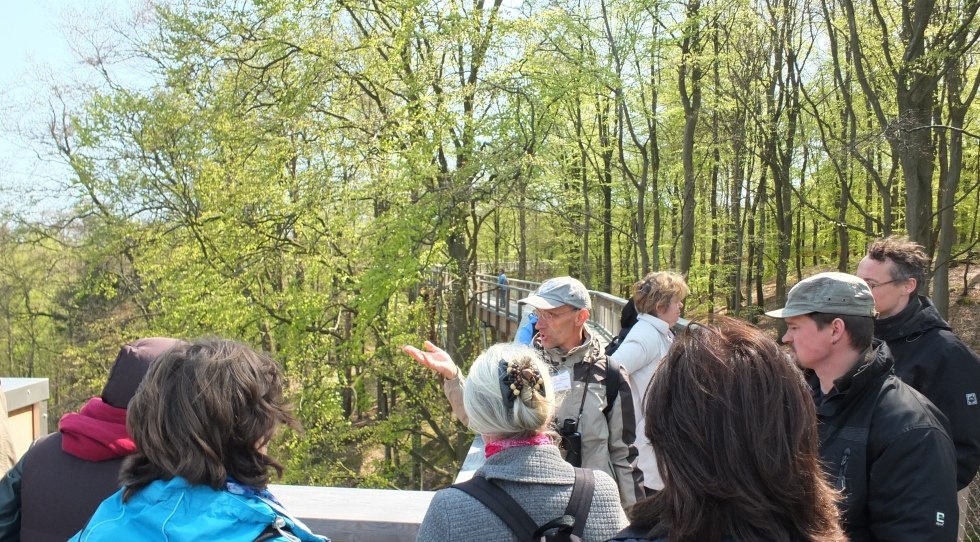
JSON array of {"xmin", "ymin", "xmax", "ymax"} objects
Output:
[{"xmin": 402, "ymin": 340, "xmax": 459, "ymax": 380}]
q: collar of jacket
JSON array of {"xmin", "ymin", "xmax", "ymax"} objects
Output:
[
  {"xmin": 636, "ymin": 313, "xmax": 671, "ymax": 337},
  {"xmin": 808, "ymin": 341, "xmax": 895, "ymax": 416},
  {"xmin": 874, "ymin": 294, "xmax": 951, "ymax": 341},
  {"xmin": 537, "ymin": 325, "xmax": 602, "ymax": 369},
  {"xmin": 475, "ymin": 443, "xmax": 575, "ymax": 486}
]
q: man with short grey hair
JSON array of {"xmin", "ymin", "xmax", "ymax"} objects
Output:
[
  {"xmin": 405, "ymin": 276, "xmax": 644, "ymax": 507},
  {"xmin": 767, "ymin": 272, "xmax": 958, "ymax": 542}
]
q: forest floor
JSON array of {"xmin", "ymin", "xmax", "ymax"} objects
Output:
[{"xmin": 947, "ymin": 261, "xmax": 980, "ymax": 352}]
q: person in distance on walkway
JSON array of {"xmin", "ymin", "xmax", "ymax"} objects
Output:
[
  {"xmin": 767, "ymin": 272, "xmax": 957, "ymax": 542},
  {"xmin": 497, "ymin": 268, "xmax": 509, "ymax": 308},
  {"xmin": 415, "ymin": 343, "xmax": 627, "ymax": 541},
  {"xmin": 70, "ymin": 338, "xmax": 327, "ymax": 542},
  {"xmin": 856, "ymin": 236, "xmax": 980, "ymax": 492},
  {"xmin": 608, "ymin": 271, "xmax": 688, "ymax": 496},
  {"xmin": 0, "ymin": 337, "xmax": 180, "ymax": 542},
  {"xmin": 609, "ymin": 317, "xmax": 845, "ymax": 542},
  {"xmin": 406, "ymin": 276, "xmax": 644, "ymax": 508}
]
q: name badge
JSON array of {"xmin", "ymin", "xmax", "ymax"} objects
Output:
[{"xmin": 552, "ymin": 369, "xmax": 572, "ymax": 392}]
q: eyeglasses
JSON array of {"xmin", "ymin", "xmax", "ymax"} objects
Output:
[
  {"xmin": 532, "ymin": 308, "xmax": 580, "ymax": 322},
  {"xmin": 866, "ymin": 278, "xmax": 902, "ymax": 290}
]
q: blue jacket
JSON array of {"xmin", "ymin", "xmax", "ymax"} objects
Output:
[
  {"xmin": 70, "ymin": 477, "xmax": 327, "ymax": 542},
  {"xmin": 515, "ymin": 313, "xmax": 538, "ymax": 345}
]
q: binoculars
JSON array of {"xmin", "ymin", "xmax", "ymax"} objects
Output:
[{"xmin": 559, "ymin": 418, "xmax": 582, "ymax": 467}]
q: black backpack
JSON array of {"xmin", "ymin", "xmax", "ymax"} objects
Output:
[
  {"xmin": 451, "ymin": 467, "xmax": 595, "ymax": 541},
  {"xmin": 605, "ymin": 299, "xmax": 638, "ymax": 356}
]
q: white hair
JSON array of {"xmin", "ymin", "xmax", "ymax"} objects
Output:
[{"xmin": 463, "ymin": 343, "xmax": 555, "ymax": 438}]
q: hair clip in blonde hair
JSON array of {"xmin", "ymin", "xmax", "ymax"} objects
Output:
[{"xmin": 499, "ymin": 358, "xmax": 545, "ymax": 406}]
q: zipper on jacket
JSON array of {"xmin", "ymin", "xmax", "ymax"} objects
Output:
[{"xmin": 835, "ymin": 447, "xmax": 851, "ymax": 491}]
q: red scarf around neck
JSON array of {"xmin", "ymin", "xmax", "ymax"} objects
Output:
[
  {"xmin": 484, "ymin": 433, "xmax": 553, "ymax": 458},
  {"xmin": 59, "ymin": 397, "xmax": 135, "ymax": 461}
]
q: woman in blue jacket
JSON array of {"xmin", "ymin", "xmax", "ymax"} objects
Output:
[{"xmin": 71, "ymin": 338, "xmax": 327, "ymax": 542}]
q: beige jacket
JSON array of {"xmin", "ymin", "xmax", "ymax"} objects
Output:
[{"xmin": 444, "ymin": 327, "xmax": 644, "ymax": 507}]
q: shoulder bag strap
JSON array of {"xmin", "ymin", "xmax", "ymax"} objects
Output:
[
  {"xmin": 604, "ymin": 357, "xmax": 622, "ymax": 416},
  {"xmin": 452, "ymin": 476, "xmax": 538, "ymax": 540}
]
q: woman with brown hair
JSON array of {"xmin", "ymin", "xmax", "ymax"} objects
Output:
[
  {"xmin": 70, "ymin": 338, "xmax": 327, "ymax": 542},
  {"xmin": 609, "ymin": 317, "xmax": 844, "ymax": 542}
]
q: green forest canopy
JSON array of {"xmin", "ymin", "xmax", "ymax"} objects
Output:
[{"xmin": 1, "ymin": 0, "xmax": 979, "ymax": 489}]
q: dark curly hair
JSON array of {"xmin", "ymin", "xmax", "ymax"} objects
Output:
[
  {"xmin": 865, "ymin": 235, "xmax": 930, "ymax": 293},
  {"xmin": 120, "ymin": 338, "xmax": 298, "ymax": 501}
]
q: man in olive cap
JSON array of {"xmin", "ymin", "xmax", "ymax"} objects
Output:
[
  {"xmin": 766, "ymin": 272, "xmax": 957, "ymax": 541},
  {"xmin": 405, "ymin": 276, "xmax": 644, "ymax": 507}
]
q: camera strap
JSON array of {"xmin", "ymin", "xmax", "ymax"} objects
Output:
[
  {"xmin": 574, "ymin": 355, "xmax": 621, "ymax": 421},
  {"xmin": 575, "ymin": 373, "xmax": 589, "ymax": 422}
]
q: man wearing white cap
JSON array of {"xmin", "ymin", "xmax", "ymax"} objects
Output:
[
  {"xmin": 405, "ymin": 276, "xmax": 644, "ymax": 507},
  {"xmin": 766, "ymin": 272, "xmax": 957, "ymax": 542}
]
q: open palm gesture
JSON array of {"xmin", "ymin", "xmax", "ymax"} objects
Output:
[{"xmin": 402, "ymin": 341, "xmax": 459, "ymax": 380}]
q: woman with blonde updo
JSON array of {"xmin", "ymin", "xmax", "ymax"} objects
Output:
[
  {"xmin": 405, "ymin": 342, "xmax": 627, "ymax": 541},
  {"xmin": 609, "ymin": 271, "xmax": 689, "ymax": 495}
]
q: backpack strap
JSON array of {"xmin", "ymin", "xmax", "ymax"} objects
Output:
[
  {"xmin": 451, "ymin": 476, "xmax": 538, "ymax": 540},
  {"xmin": 453, "ymin": 469, "xmax": 596, "ymax": 541},
  {"xmin": 530, "ymin": 467, "xmax": 595, "ymax": 540},
  {"xmin": 564, "ymin": 467, "xmax": 595, "ymax": 537}
]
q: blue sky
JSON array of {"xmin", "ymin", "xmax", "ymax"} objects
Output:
[{"xmin": 0, "ymin": 0, "xmax": 139, "ymax": 219}]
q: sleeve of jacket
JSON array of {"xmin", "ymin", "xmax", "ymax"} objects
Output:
[
  {"xmin": 0, "ymin": 453, "xmax": 24, "ymax": 541},
  {"xmin": 866, "ymin": 426, "xmax": 958, "ymax": 542},
  {"xmin": 415, "ymin": 490, "xmax": 454, "ymax": 542},
  {"xmin": 442, "ymin": 375, "xmax": 469, "ymax": 426},
  {"xmin": 930, "ymin": 336, "xmax": 980, "ymax": 489},
  {"xmin": 607, "ymin": 364, "xmax": 644, "ymax": 508}
]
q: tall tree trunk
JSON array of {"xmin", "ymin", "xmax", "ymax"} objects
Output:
[
  {"xmin": 678, "ymin": 0, "xmax": 704, "ymax": 275},
  {"xmin": 935, "ymin": 51, "xmax": 980, "ymax": 316}
]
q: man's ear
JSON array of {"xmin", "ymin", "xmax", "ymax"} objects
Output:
[
  {"xmin": 901, "ymin": 277, "xmax": 918, "ymax": 297},
  {"xmin": 576, "ymin": 309, "xmax": 590, "ymax": 326},
  {"xmin": 831, "ymin": 318, "xmax": 847, "ymax": 344}
]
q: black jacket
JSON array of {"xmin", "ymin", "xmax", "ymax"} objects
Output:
[
  {"xmin": 606, "ymin": 528, "xmax": 734, "ymax": 542},
  {"xmin": 0, "ymin": 433, "xmax": 126, "ymax": 541},
  {"xmin": 809, "ymin": 342, "xmax": 958, "ymax": 542},
  {"xmin": 875, "ymin": 295, "xmax": 980, "ymax": 489},
  {"xmin": 0, "ymin": 337, "xmax": 178, "ymax": 541}
]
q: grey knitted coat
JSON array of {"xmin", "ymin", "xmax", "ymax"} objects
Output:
[{"xmin": 416, "ymin": 444, "xmax": 628, "ymax": 541}]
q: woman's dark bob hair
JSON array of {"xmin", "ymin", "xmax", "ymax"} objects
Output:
[
  {"xmin": 628, "ymin": 316, "xmax": 844, "ymax": 542},
  {"xmin": 120, "ymin": 337, "xmax": 298, "ymax": 501}
]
